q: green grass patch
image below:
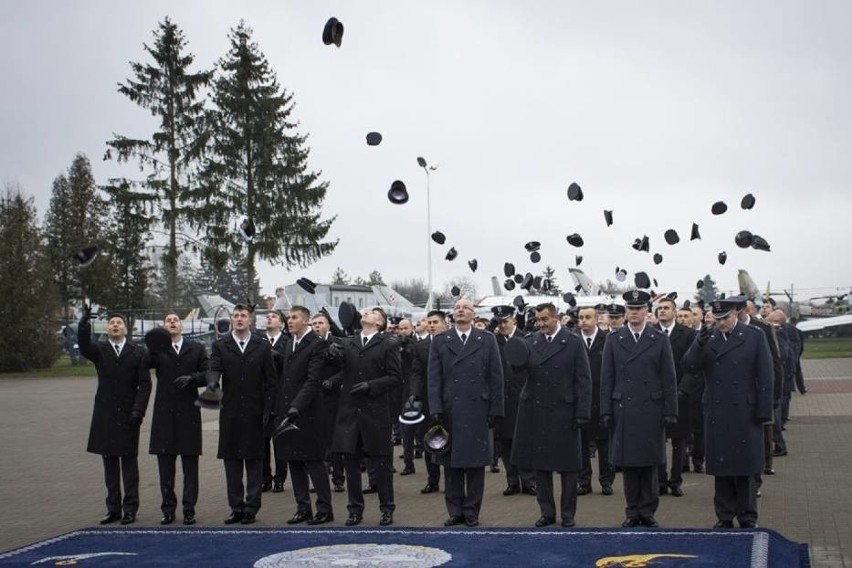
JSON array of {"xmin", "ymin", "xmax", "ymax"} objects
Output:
[
  {"xmin": 802, "ymin": 337, "xmax": 852, "ymax": 359},
  {"xmin": 0, "ymin": 355, "xmax": 97, "ymax": 378}
]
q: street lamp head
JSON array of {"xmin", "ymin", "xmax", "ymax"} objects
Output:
[
  {"xmin": 428, "ymin": 163, "xmax": 439, "ymax": 171},
  {"xmin": 417, "ymin": 157, "xmax": 427, "ymax": 168}
]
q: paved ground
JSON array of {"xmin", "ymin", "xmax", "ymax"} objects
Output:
[{"xmin": 2, "ymin": 359, "xmax": 851, "ymax": 566}]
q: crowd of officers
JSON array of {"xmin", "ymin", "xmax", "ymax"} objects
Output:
[{"xmin": 78, "ymin": 290, "xmax": 805, "ymax": 529}]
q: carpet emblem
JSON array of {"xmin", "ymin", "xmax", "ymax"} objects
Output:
[
  {"xmin": 30, "ymin": 552, "xmax": 138, "ymax": 565},
  {"xmin": 254, "ymin": 544, "xmax": 451, "ymax": 567},
  {"xmin": 596, "ymin": 553, "xmax": 698, "ymax": 567}
]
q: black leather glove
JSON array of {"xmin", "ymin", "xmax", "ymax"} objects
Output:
[
  {"xmin": 327, "ymin": 342, "xmax": 344, "ymax": 360},
  {"xmin": 574, "ymin": 417, "xmax": 590, "ymax": 429},
  {"xmin": 128, "ymin": 410, "xmax": 143, "ymax": 427},
  {"xmin": 430, "ymin": 413, "xmax": 445, "ymax": 425},
  {"xmin": 174, "ymin": 375, "xmax": 194, "ymax": 388},
  {"xmin": 82, "ymin": 303, "xmax": 93, "ymax": 321},
  {"xmin": 600, "ymin": 414, "xmax": 613, "ymax": 429},
  {"xmin": 350, "ymin": 382, "xmax": 371, "ymax": 395},
  {"xmin": 406, "ymin": 394, "xmax": 419, "ymax": 406},
  {"xmin": 487, "ymin": 415, "xmax": 501, "ymax": 429},
  {"xmin": 263, "ymin": 412, "xmax": 275, "ymax": 428},
  {"xmin": 286, "ymin": 407, "xmax": 300, "ymax": 421},
  {"xmin": 321, "ymin": 379, "xmax": 334, "ymax": 392},
  {"xmin": 205, "ymin": 371, "xmax": 221, "ymax": 390},
  {"xmin": 697, "ymin": 325, "xmax": 712, "ymax": 346},
  {"xmin": 662, "ymin": 415, "xmax": 678, "ymax": 428}
]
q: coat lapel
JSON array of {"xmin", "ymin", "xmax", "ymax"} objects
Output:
[
  {"xmin": 453, "ymin": 328, "xmax": 483, "ymax": 364},
  {"xmin": 539, "ymin": 328, "xmax": 569, "ymax": 364},
  {"xmin": 290, "ymin": 331, "xmax": 314, "ymax": 358},
  {"xmin": 627, "ymin": 327, "xmax": 658, "ymax": 362},
  {"xmin": 714, "ymin": 324, "xmax": 746, "ymax": 358}
]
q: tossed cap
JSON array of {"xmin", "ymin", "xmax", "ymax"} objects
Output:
[
  {"xmin": 322, "ymin": 17, "xmax": 344, "ymax": 47},
  {"xmin": 575, "ymin": 255, "xmax": 583, "ymax": 266},
  {"xmin": 567, "ymin": 182, "xmax": 584, "ymax": 202},
  {"xmin": 566, "ymin": 233, "xmax": 584, "ymax": 247},
  {"xmin": 634, "ymin": 271, "xmax": 651, "ymax": 289},
  {"xmin": 653, "ymin": 253, "xmax": 663, "ymax": 265},
  {"xmin": 73, "ymin": 245, "xmax": 100, "ymax": 268},
  {"xmin": 735, "ymin": 230, "xmax": 754, "ymax": 248},
  {"xmin": 467, "ymin": 259, "xmax": 478, "ymax": 272},
  {"xmin": 529, "ymin": 251, "xmax": 541, "ymax": 263},
  {"xmin": 513, "ymin": 274, "xmax": 524, "ymax": 284},
  {"xmin": 366, "ymin": 131, "xmax": 382, "ymax": 146},
  {"xmin": 504, "ymin": 262, "xmax": 516, "ymax": 277},
  {"xmin": 524, "ymin": 241, "xmax": 541, "ymax": 252},
  {"xmin": 664, "ymin": 229, "xmax": 680, "ymax": 245},
  {"xmin": 751, "ymin": 235, "xmax": 771, "ymax": 251},
  {"xmin": 711, "ymin": 201, "xmax": 728, "ymax": 215},
  {"xmin": 741, "ymin": 193, "xmax": 756, "ymax": 210},
  {"xmin": 718, "ymin": 251, "xmax": 727, "ymax": 265},
  {"xmin": 444, "ymin": 247, "xmax": 458, "ymax": 261},
  {"xmin": 615, "ymin": 267, "xmax": 627, "ymax": 282},
  {"xmin": 296, "ymin": 277, "xmax": 317, "ymax": 294},
  {"xmin": 431, "ymin": 231, "xmax": 446, "ymax": 245},
  {"xmin": 450, "ymin": 285, "xmax": 460, "ymax": 297},
  {"xmin": 388, "ymin": 180, "xmax": 408, "ymax": 205},
  {"xmin": 238, "ymin": 217, "xmax": 256, "ymax": 242},
  {"xmin": 604, "ymin": 210, "xmax": 614, "ymax": 227},
  {"xmin": 690, "ymin": 222, "xmax": 701, "ymax": 240},
  {"xmin": 562, "ymin": 292, "xmax": 577, "ymax": 307},
  {"xmin": 520, "ymin": 273, "xmax": 534, "ymax": 291},
  {"xmin": 504, "ymin": 278, "xmax": 516, "ymax": 291}
]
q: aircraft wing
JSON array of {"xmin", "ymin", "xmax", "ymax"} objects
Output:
[{"xmin": 797, "ymin": 314, "xmax": 852, "ymax": 332}]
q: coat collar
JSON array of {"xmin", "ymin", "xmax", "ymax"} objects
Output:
[
  {"xmin": 708, "ymin": 322, "xmax": 747, "ymax": 357},
  {"xmin": 443, "ymin": 327, "xmax": 485, "ymax": 363},
  {"xmin": 613, "ymin": 325, "xmax": 661, "ymax": 361}
]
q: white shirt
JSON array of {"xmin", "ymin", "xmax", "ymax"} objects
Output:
[
  {"xmin": 232, "ymin": 332, "xmax": 250, "ymax": 352},
  {"xmin": 628, "ymin": 324, "xmax": 646, "ymax": 342},
  {"xmin": 659, "ymin": 322, "xmax": 675, "ymax": 336},
  {"xmin": 360, "ymin": 331, "xmax": 378, "ymax": 346},
  {"xmin": 544, "ymin": 328, "xmax": 560, "ymax": 343},
  {"xmin": 266, "ymin": 333, "xmax": 281, "ymax": 346},
  {"xmin": 172, "ymin": 338, "xmax": 184, "ymax": 354},
  {"xmin": 581, "ymin": 329, "xmax": 598, "ymax": 346},
  {"xmin": 455, "ymin": 327, "xmax": 473, "ymax": 343},
  {"xmin": 109, "ymin": 340, "xmax": 125, "ymax": 355}
]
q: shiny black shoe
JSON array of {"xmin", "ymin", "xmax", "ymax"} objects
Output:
[
  {"xmin": 120, "ymin": 512, "xmax": 136, "ymax": 525},
  {"xmin": 692, "ymin": 463, "xmax": 705, "ymax": 473},
  {"xmin": 535, "ymin": 516, "xmax": 555, "ymax": 527},
  {"xmin": 669, "ymin": 486, "xmax": 684, "ymax": 497},
  {"xmin": 444, "ymin": 515, "xmax": 465, "ymax": 527},
  {"xmin": 261, "ymin": 480, "xmax": 273, "ymax": 493},
  {"xmin": 465, "ymin": 516, "xmax": 479, "ymax": 527},
  {"xmin": 639, "ymin": 516, "xmax": 659, "ymax": 528},
  {"xmin": 100, "ymin": 512, "xmax": 121, "ymax": 525},
  {"xmin": 307, "ymin": 512, "xmax": 334, "ymax": 525},
  {"xmin": 334, "ymin": 481, "xmax": 345, "ymax": 493},
  {"xmin": 772, "ymin": 448, "xmax": 788, "ymax": 457},
  {"xmin": 160, "ymin": 512, "xmax": 175, "ymax": 525},
  {"xmin": 363, "ymin": 485, "xmax": 378, "ymax": 494},
  {"xmin": 714, "ymin": 520, "xmax": 734, "ymax": 529},
  {"xmin": 503, "ymin": 486, "xmax": 520, "ymax": 496},
  {"xmin": 576, "ymin": 485, "xmax": 592, "ymax": 496},
  {"xmin": 240, "ymin": 512, "xmax": 256, "ymax": 525},
  {"xmin": 345, "ymin": 513, "xmax": 363, "ymax": 526},
  {"xmin": 272, "ymin": 481, "xmax": 284, "ymax": 493},
  {"xmin": 490, "ymin": 465, "xmax": 501, "ymax": 473},
  {"xmin": 379, "ymin": 512, "xmax": 394, "ymax": 526},
  {"xmin": 287, "ymin": 511, "xmax": 313, "ymax": 525},
  {"xmin": 521, "ymin": 486, "xmax": 537, "ymax": 496},
  {"xmin": 601, "ymin": 485, "xmax": 614, "ymax": 496},
  {"xmin": 400, "ymin": 466, "xmax": 416, "ymax": 476},
  {"xmin": 183, "ymin": 513, "xmax": 196, "ymax": 526},
  {"xmin": 561, "ymin": 518, "xmax": 576, "ymax": 528},
  {"xmin": 622, "ymin": 518, "xmax": 640, "ymax": 528},
  {"xmin": 224, "ymin": 511, "xmax": 244, "ymax": 524},
  {"xmin": 739, "ymin": 520, "xmax": 758, "ymax": 528},
  {"xmin": 421, "ymin": 484, "xmax": 439, "ymax": 494},
  {"xmin": 658, "ymin": 485, "xmax": 668, "ymax": 496},
  {"xmin": 764, "ymin": 467, "xmax": 775, "ymax": 475}
]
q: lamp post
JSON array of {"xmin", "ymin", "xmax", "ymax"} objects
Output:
[{"xmin": 417, "ymin": 157, "xmax": 439, "ymax": 310}]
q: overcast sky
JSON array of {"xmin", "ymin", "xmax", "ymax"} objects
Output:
[{"xmin": 2, "ymin": 0, "xmax": 850, "ymax": 304}]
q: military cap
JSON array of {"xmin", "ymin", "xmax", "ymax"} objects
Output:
[
  {"xmin": 623, "ymin": 289, "xmax": 652, "ymax": 308},
  {"xmin": 491, "ymin": 305, "xmax": 515, "ymax": 321}
]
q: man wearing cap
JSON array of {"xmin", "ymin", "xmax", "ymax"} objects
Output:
[
  {"xmin": 148, "ymin": 312, "xmax": 209, "ymax": 525},
  {"xmin": 576, "ymin": 306, "xmax": 614, "ymax": 497},
  {"xmin": 208, "ymin": 303, "xmax": 278, "ymax": 525},
  {"xmin": 492, "ymin": 305, "xmax": 536, "ymax": 497},
  {"xmin": 512, "ymin": 303, "xmax": 592, "ymax": 527},
  {"xmin": 262, "ymin": 310, "xmax": 289, "ymax": 493},
  {"xmin": 78, "ymin": 309, "xmax": 152, "ymax": 525},
  {"xmin": 684, "ymin": 297, "xmax": 773, "ymax": 528},
  {"xmin": 429, "ymin": 299, "xmax": 504, "ymax": 527},
  {"xmin": 654, "ymin": 297, "xmax": 697, "ymax": 497},
  {"xmin": 310, "ymin": 312, "xmax": 345, "ymax": 492},
  {"xmin": 607, "ymin": 304, "xmax": 626, "ymax": 330},
  {"xmin": 600, "ymin": 290, "xmax": 678, "ymax": 528}
]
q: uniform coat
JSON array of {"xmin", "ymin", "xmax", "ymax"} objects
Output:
[
  {"xmin": 78, "ymin": 324, "xmax": 151, "ymax": 457},
  {"xmin": 271, "ymin": 331, "xmax": 328, "ymax": 461},
  {"xmin": 661, "ymin": 323, "xmax": 697, "ymax": 440},
  {"xmin": 494, "ymin": 328, "xmax": 528, "ymax": 440},
  {"xmin": 408, "ymin": 336, "xmax": 433, "ymax": 418},
  {"xmin": 582, "ymin": 331, "xmax": 607, "ymax": 440},
  {"xmin": 317, "ymin": 334, "xmax": 344, "ymax": 448},
  {"xmin": 428, "ymin": 328, "xmax": 505, "ymax": 468},
  {"xmin": 209, "ymin": 334, "xmax": 277, "ymax": 460},
  {"xmin": 332, "ymin": 332, "xmax": 402, "ymax": 457},
  {"xmin": 600, "ymin": 326, "xmax": 678, "ymax": 467},
  {"xmin": 512, "ymin": 328, "xmax": 592, "ymax": 472},
  {"xmin": 148, "ymin": 340, "xmax": 209, "ymax": 456},
  {"xmin": 683, "ymin": 322, "xmax": 774, "ymax": 476}
]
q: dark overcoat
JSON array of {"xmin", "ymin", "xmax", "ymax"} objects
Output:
[
  {"xmin": 583, "ymin": 331, "xmax": 608, "ymax": 440},
  {"xmin": 663, "ymin": 323, "xmax": 697, "ymax": 440},
  {"xmin": 427, "ymin": 329, "xmax": 505, "ymax": 468},
  {"xmin": 494, "ymin": 328, "xmax": 528, "ymax": 440},
  {"xmin": 272, "ymin": 331, "xmax": 327, "ymax": 461},
  {"xmin": 600, "ymin": 326, "xmax": 678, "ymax": 467},
  {"xmin": 78, "ymin": 323, "xmax": 151, "ymax": 457},
  {"xmin": 332, "ymin": 332, "xmax": 402, "ymax": 457},
  {"xmin": 511, "ymin": 328, "xmax": 592, "ymax": 472},
  {"xmin": 683, "ymin": 322, "xmax": 774, "ymax": 476},
  {"xmin": 210, "ymin": 334, "xmax": 277, "ymax": 460},
  {"xmin": 148, "ymin": 340, "xmax": 208, "ymax": 456},
  {"xmin": 408, "ymin": 336, "xmax": 433, "ymax": 418},
  {"xmin": 317, "ymin": 334, "xmax": 344, "ymax": 448}
]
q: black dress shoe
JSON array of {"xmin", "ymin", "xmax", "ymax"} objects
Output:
[
  {"xmin": 334, "ymin": 481, "xmax": 345, "ymax": 492},
  {"xmin": 307, "ymin": 512, "xmax": 334, "ymax": 525},
  {"xmin": 490, "ymin": 465, "xmax": 501, "ymax": 473},
  {"xmin": 160, "ymin": 513, "xmax": 175, "ymax": 525},
  {"xmin": 400, "ymin": 466, "xmax": 416, "ymax": 476},
  {"xmin": 345, "ymin": 513, "xmax": 363, "ymax": 526},
  {"xmin": 261, "ymin": 481, "xmax": 273, "ymax": 492},
  {"xmin": 241, "ymin": 512, "xmax": 256, "ymax": 524},
  {"xmin": 601, "ymin": 485, "xmax": 613, "ymax": 496},
  {"xmin": 622, "ymin": 518, "xmax": 640, "ymax": 527},
  {"xmin": 659, "ymin": 485, "xmax": 668, "ymax": 496},
  {"xmin": 503, "ymin": 486, "xmax": 520, "ymax": 496},
  {"xmin": 521, "ymin": 486, "xmax": 537, "ymax": 496},
  {"xmin": 772, "ymin": 448, "xmax": 788, "ymax": 457},
  {"xmin": 465, "ymin": 516, "xmax": 479, "ymax": 527},
  {"xmin": 272, "ymin": 481, "xmax": 284, "ymax": 493},
  {"xmin": 444, "ymin": 515, "xmax": 465, "ymax": 527},
  {"xmin": 224, "ymin": 511, "xmax": 244, "ymax": 524},
  {"xmin": 692, "ymin": 463, "xmax": 705, "ymax": 473},
  {"xmin": 379, "ymin": 512, "xmax": 394, "ymax": 526},
  {"xmin": 739, "ymin": 520, "xmax": 758, "ymax": 528},
  {"xmin": 421, "ymin": 484, "xmax": 439, "ymax": 494},
  {"xmin": 535, "ymin": 516, "xmax": 555, "ymax": 527},
  {"xmin": 640, "ymin": 516, "xmax": 659, "ymax": 528},
  {"xmin": 414, "ymin": 450, "xmax": 423, "ymax": 459},
  {"xmin": 714, "ymin": 520, "xmax": 734, "ymax": 529},
  {"xmin": 764, "ymin": 467, "xmax": 776, "ymax": 475},
  {"xmin": 577, "ymin": 485, "xmax": 592, "ymax": 496},
  {"xmin": 100, "ymin": 512, "xmax": 121, "ymax": 525},
  {"xmin": 287, "ymin": 511, "xmax": 313, "ymax": 524},
  {"xmin": 183, "ymin": 513, "xmax": 196, "ymax": 526},
  {"xmin": 561, "ymin": 519, "xmax": 575, "ymax": 528},
  {"xmin": 120, "ymin": 513, "xmax": 136, "ymax": 525},
  {"xmin": 363, "ymin": 485, "xmax": 378, "ymax": 494},
  {"xmin": 669, "ymin": 486, "xmax": 684, "ymax": 497}
]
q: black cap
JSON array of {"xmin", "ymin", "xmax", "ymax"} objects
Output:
[
  {"xmin": 623, "ymin": 289, "xmax": 652, "ymax": 307},
  {"xmin": 562, "ymin": 292, "xmax": 577, "ymax": 307},
  {"xmin": 615, "ymin": 267, "xmax": 627, "ymax": 282},
  {"xmin": 567, "ymin": 182, "xmax": 584, "ymax": 202},
  {"xmin": 338, "ymin": 302, "xmax": 360, "ymax": 332},
  {"xmin": 604, "ymin": 210, "xmax": 614, "ymax": 227},
  {"xmin": 532, "ymin": 276, "xmax": 542, "ymax": 289},
  {"xmin": 524, "ymin": 241, "xmax": 541, "ymax": 252},
  {"xmin": 504, "ymin": 336, "xmax": 530, "ymax": 367},
  {"xmin": 521, "ymin": 273, "xmax": 534, "ymax": 291},
  {"xmin": 504, "ymin": 278, "xmax": 516, "ymax": 291},
  {"xmin": 431, "ymin": 231, "xmax": 446, "ymax": 245},
  {"xmin": 683, "ymin": 299, "xmax": 691, "ymax": 309},
  {"xmin": 239, "ymin": 217, "xmax": 256, "ymax": 242},
  {"xmin": 632, "ymin": 235, "xmax": 650, "ymax": 252},
  {"xmin": 751, "ymin": 235, "xmax": 771, "ymax": 252},
  {"xmin": 530, "ymin": 251, "xmax": 541, "ymax": 263},
  {"xmin": 711, "ymin": 201, "xmax": 728, "ymax": 215},
  {"xmin": 504, "ymin": 262, "xmax": 515, "ymax": 277},
  {"xmin": 741, "ymin": 193, "xmax": 756, "ymax": 210},
  {"xmin": 594, "ymin": 303, "xmax": 608, "ymax": 312},
  {"xmin": 735, "ymin": 230, "xmax": 754, "ymax": 248},
  {"xmin": 445, "ymin": 247, "xmax": 457, "ymax": 261},
  {"xmin": 710, "ymin": 297, "xmax": 742, "ymax": 318},
  {"xmin": 467, "ymin": 259, "xmax": 478, "ymax": 272},
  {"xmin": 664, "ymin": 229, "xmax": 680, "ymax": 245},
  {"xmin": 388, "ymin": 181, "xmax": 408, "ymax": 205},
  {"xmin": 492, "ymin": 305, "xmax": 515, "ymax": 321},
  {"xmin": 541, "ymin": 279, "xmax": 552, "ymax": 292},
  {"xmin": 718, "ymin": 251, "xmax": 727, "ymax": 265},
  {"xmin": 144, "ymin": 327, "xmax": 172, "ymax": 355},
  {"xmin": 296, "ymin": 277, "xmax": 317, "ymax": 294},
  {"xmin": 634, "ymin": 271, "xmax": 651, "ymax": 289},
  {"xmin": 366, "ymin": 132, "xmax": 382, "ymax": 146},
  {"xmin": 666, "ymin": 291, "xmax": 678, "ymax": 300},
  {"xmin": 322, "ymin": 17, "xmax": 344, "ymax": 47},
  {"xmin": 696, "ymin": 279, "xmax": 704, "ymax": 290},
  {"xmin": 607, "ymin": 303, "xmax": 626, "ymax": 316},
  {"xmin": 513, "ymin": 274, "xmax": 523, "ymax": 284},
  {"xmin": 451, "ymin": 285, "xmax": 460, "ymax": 297},
  {"xmin": 513, "ymin": 295, "xmax": 527, "ymax": 310},
  {"xmin": 566, "ymin": 233, "xmax": 584, "ymax": 247},
  {"xmin": 575, "ymin": 255, "xmax": 583, "ymax": 266},
  {"xmin": 653, "ymin": 253, "xmax": 663, "ymax": 265},
  {"xmin": 73, "ymin": 245, "xmax": 100, "ymax": 268},
  {"xmin": 388, "ymin": 316, "xmax": 403, "ymax": 325},
  {"xmin": 690, "ymin": 222, "xmax": 701, "ymax": 240}
]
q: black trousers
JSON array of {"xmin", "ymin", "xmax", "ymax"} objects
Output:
[
  {"xmin": 327, "ymin": 452, "xmax": 345, "ymax": 485},
  {"xmin": 343, "ymin": 453, "xmax": 394, "ymax": 516},
  {"xmin": 714, "ymin": 475, "xmax": 757, "ymax": 524},
  {"xmin": 445, "ymin": 466, "xmax": 485, "ymax": 520},
  {"xmin": 401, "ymin": 422, "xmax": 424, "ymax": 469},
  {"xmin": 690, "ymin": 399, "xmax": 705, "ymax": 466},
  {"xmin": 424, "ymin": 451, "xmax": 441, "ymax": 486},
  {"xmin": 772, "ymin": 404, "xmax": 787, "ymax": 452},
  {"xmin": 263, "ymin": 436, "xmax": 288, "ymax": 484},
  {"xmin": 102, "ymin": 455, "xmax": 139, "ymax": 514},
  {"xmin": 156, "ymin": 454, "xmax": 199, "ymax": 515},
  {"xmin": 579, "ymin": 431, "xmax": 614, "ymax": 488},
  {"xmin": 496, "ymin": 438, "xmax": 535, "ymax": 489},
  {"xmin": 536, "ymin": 470, "xmax": 578, "ymax": 521},
  {"xmin": 289, "ymin": 460, "xmax": 332, "ymax": 516},
  {"xmin": 658, "ymin": 437, "xmax": 686, "ymax": 489},
  {"xmin": 622, "ymin": 466, "xmax": 659, "ymax": 520},
  {"xmin": 223, "ymin": 458, "xmax": 262, "ymax": 514}
]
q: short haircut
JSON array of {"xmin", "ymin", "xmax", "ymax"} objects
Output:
[
  {"xmin": 578, "ymin": 306, "xmax": 596, "ymax": 317},
  {"xmin": 535, "ymin": 303, "xmax": 557, "ymax": 316},
  {"xmin": 658, "ymin": 297, "xmax": 676, "ymax": 309},
  {"xmin": 311, "ymin": 312, "xmax": 330, "ymax": 324},
  {"xmin": 233, "ymin": 303, "xmax": 254, "ymax": 314},
  {"xmin": 427, "ymin": 310, "xmax": 446, "ymax": 321},
  {"xmin": 163, "ymin": 311, "xmax": 180, "ymax": 321},
  {"xmin": 290, "ymin": 305, "xmax": 311, "ymax": 319},
  {"xmin": 371, "ymin": 307, "xmax": 387, "ymax": 329}
]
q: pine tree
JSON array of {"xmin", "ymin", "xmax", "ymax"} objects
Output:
[
  {"xmin": 201, "ymin": 21, "xmax": 337, "ymax": 298},
  {"xmin": 695, "ymin": 274, "xmax": 720, "ymax": 304},
  {"xmin": 540, "ymin": 265, "xmax": 562, "ymax": 297},
  {"xmin": 105, "ymin": 17, "xmax": 212, "ymax": 307},
  {"xmin": 330, "ymin": 267, "xmax": 350, "ymax": 285}
]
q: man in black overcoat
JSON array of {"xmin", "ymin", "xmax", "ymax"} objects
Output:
[
  {"xmin": 261, "ymin": 310, "xmax": 289, "ymax": 493},
  {"xmin": 311, "ymin": 312, "xmax": 345, "ymax": 492},
  {"xmin": 148, "ymin": 312, "xmax": 208, "ymax": 525},
  {"xmin": 78, "ymin": 309, "xmax": 152, "ymax": 525},
  {"xmin": 208, "ymin": 303, "xmax": 277, "ymax": 525}
]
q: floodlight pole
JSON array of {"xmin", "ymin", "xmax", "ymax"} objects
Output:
[{"xmin": 419, "ymin": 158, "xmax": 437, "ymax": 311}]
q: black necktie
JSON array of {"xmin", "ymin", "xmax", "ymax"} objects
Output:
[
  {"xmin": 722, "ymin": 332, "xmax": 728, "ymax": 342},
  {"xmin": 293, "ymin": 339, "xmax": 300, "ymax": 352},
  {"xmin": 634, "ymin": 332, "xmax": 640, "ymax": 342},
  {"xmin": 173, "ymin": 344, "xmax": 180, "ymax": 354},
  {"xmin": 114, "ymin": 344, "xmax": 120, "ymax": 355},
  {"xmin": 586, "ymin": 337, "xmax": 592, "ymax": 350},
  {"xmin": 362, "ymin": 336, "xmax": 368, "ymax": 347},
  {"xmin": 664, "ymin": 328, "xmax": 670, "ymax": 336},
  {"xmin": 269, "ymin": 337, "xmax": 274, "ymax": 345},
  {"xmin": 239, "ymin": 340, "xmax": 245, "ymax": 350},
  {"xmin": 546, "ymin": 336, "xmax": 552, "ymax": 343},
  {"xmin": 461, "ymin": 333, "xmax": 467, "ymax": 344}
]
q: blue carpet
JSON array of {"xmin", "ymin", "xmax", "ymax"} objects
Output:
[{"xmin": 0, "ymin": 527, "xmax": 808, "ymax": 567}]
